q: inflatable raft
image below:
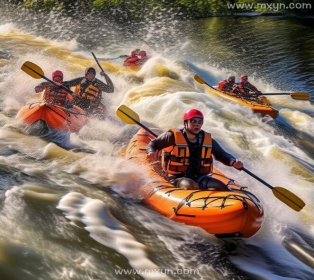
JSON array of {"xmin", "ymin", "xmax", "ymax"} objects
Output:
[
  {"xmin": 17, "ymin": 102, "xmax": 88, "ymax": 133},
  {"xmin": 125, "ymin": 129, "xmax": 264, "ymax": 238}
]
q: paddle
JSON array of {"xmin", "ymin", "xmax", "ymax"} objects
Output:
[
  {"xmin": 194, "ymin": 74, "xmax": 310, "ymax": 101},
  {"xmin": 91, "ymin": 52, "xmax": 106, "ymax": 73},
  {"xmin": 21, "ymin": 61, "xmax": 74, "ymax": 95},
  {"xmin": 116, "ymin": 104, "xmax": 305, "ymax": 212},
  {"xmin": 98, "ymin": 55, "xmax": 128, "ymax": 61},
  {"xmin": 116, "ymin": 105, "xmax": 157, "ymax": 137},
  {"xmin": 194, "ymin": 74, "xmax": 217, "ymax": 91},
  {"xmin": 242, "ymin": 168, "xmax": 305, "ymax": 212},
  {"xmin": 258, "ymin": 92, "xmax": 310, "ymax": 100}
]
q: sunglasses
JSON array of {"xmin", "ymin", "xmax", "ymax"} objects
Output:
[{"xmin": 189, "ymin": 118, "xmax": 203, "ymax": 125}]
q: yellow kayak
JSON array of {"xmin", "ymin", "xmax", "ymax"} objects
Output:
[{"xmin": 205, "ymin": 87, "xmax": 279, "ymax": 118}]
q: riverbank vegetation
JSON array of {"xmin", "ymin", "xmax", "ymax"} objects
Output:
[{"xmin": 11, "ymin": 0, "xmax": 314, "ymax": 19}]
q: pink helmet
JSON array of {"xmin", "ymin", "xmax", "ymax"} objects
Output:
[
  {"xmin": 183, "ymin": 109, "xmax": 204, "ymax": 121},
  {"xmin": 52, "ymin": 70, "xmax": 63, "ymax": 79}
]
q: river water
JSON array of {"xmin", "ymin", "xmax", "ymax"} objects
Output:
[{"xmin": 0, "ymin": 3, "xmax": 313, "ymax": 280}]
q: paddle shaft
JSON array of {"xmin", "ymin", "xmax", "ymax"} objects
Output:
[
  {"xmin": 99, "ymin": 55, "xmax": 128, "ymax": 61},
  {"xmin": 117, "ymin": 108, "xmax": 157, "ymax": 137},
  {"xmin": 24, "ymin": 64, "xmax": 73, "ymax": 95},
  {"xmin": 203, "ymin": 80, "xmax": 218, "ymax": 91},
  {"xmin": 91, "ymin": 52, "xmax": 105, "ymax": 73},
  {"xmin": 261, "ymin": 93, "xmax": 291, "ymax": 96},
  {"xmin": 242, "ymin": 168, "xmax": 273, "ymax": 190}
]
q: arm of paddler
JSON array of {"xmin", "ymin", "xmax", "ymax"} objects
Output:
[
  {"xmin": 63, "ymin": 77, "xmax": 84, "ymax": 88},
  {"xmin": 212, "ymin": 139, "xmax": 243, "ymax": 170},
  {"xmin": 35, "ymin": 82, "xmax": 50, "ymax": 93},
  {"xmin": 99, "ymin": 72, "xmax": 114, "ymax": 93},
  {"xmin": 146, "ymin": 131, "xmax": 175, "ymax": 162}
]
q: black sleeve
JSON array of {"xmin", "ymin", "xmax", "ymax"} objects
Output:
[
  {"xmin": 63, "ymin": 77, "xmax": 84, "ymax": 88},
  {"xmin": 146, "ymin": 132, "xmax": 175, "ymax": 154},
  {"xmin": 96, "ymin": 75, "xmax": 114, "ymax": 93},
  {"xmin": 35, "ymin": 82, "xmax": 50, "ymax": 91},
  {"xmin": 212, "ymin": 139, "xmax": 236, "ymax": 166}
]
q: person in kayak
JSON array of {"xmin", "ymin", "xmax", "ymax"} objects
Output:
[
  {"xmin": 232, "ymin": 74, "xmax": 261, "ymax": 98},
  {"xmin": 35, "ymin": 70, "xmax": 72, "ymax": 107},
  {"xmin": 218, "ymin": 75, "xmax": 236, "ymax": 93},
  {"xmin": 64, "ymin": 67, "xmax": 114, "ymax": 115},
  {"xmin": 146, "ymin": 109, "xmax": 243, "ymax": 190},
  {"xmin": 123, "ymin": 49, "xmax": 148, "ymax": 66}
]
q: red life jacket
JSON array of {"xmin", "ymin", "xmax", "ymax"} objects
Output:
[
  {"xmin": 138, "ymin": 50, "xmax": 146, "ymax": 57},
  {"xmin": 218, "ymin": 80, "xmax": 234, "ymax": 92},
  {"xmin": 131, "ymin": 50, "xmax": 140, "ymax": 57},
  {"xmin": 233, "ymin": 82, "xmax": 259, "ymax": 95},
  {"xmin": 44, "ymin": 82, "xmax": 69, "ymax": 106}
]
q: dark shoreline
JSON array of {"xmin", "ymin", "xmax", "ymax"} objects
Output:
[{"xmin": 4, "ymin": 0, "xmax": 313, "ymax": 21}]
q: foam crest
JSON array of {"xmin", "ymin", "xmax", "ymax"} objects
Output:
[{"xmin": 58, "ymin": 192, "xmax": 170, "ymax": 279}]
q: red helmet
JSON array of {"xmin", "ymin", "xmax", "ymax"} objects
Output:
[
  {"xmin": 52, "ymin": 70, "xmax": 63, "ymax": 79},
  {"xmin": 183, "ymin": 109, "xmax": 204, "ymax": 121},
  {"xmin": 240, "ymin": 74, "xmax": 248, "ymax": 82}
]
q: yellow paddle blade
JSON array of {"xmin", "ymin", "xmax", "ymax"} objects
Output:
[
  {"xmin": 116, "ymin": 105, "xmax": 140, "ymax": 124},
  {"xmin": 291, "ymin": 92, "xmax": 310, "ymax": 101},
  {"xmin": 194, "ymin": 74, "xmax": 205, "ymax": 84},
  {"xmin": 273, "ymin": 187, "xmax": 305, "ymax": 212},
  {"xmin": 21, "ymin": 61, "xmax": 44, "ymax": 79}
]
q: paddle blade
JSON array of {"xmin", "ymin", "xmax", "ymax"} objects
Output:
[
  {"xmin": 273, "ymin": 187, "xmax": 305, "ymax": 212},
  {"xmin": 116, "ymin": 105, "xmax": 140, "ymax": 124},
  {"xmin": 291, "ymin": 92, "xmax": 310, "ymax": 100},
  {"xmin": 21, "ymin": 61, "xmax": 44, "ymax": 79},
  {"xmin": 194, "ymin": 74, "xmax": 205, "ymax": 84}
]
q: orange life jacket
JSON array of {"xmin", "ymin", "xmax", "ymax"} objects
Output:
[
  {"xmin": 161, "ymin": 129, "xmax": 213, "ymax": 176},
  {"xmin": 44, "ymin": 83, "xmax": 69, "ymax": 106},
  {"xmin": 74, "ymin": 80, "xmax": 100, "ymax": 101}
]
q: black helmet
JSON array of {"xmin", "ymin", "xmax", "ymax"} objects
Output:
[
  {"xmin": 228, "ymin": 75, "xmax": 235, "ymax": 82},
  {"xmin": 85, "ymin": 67, "xmax": 96, "ymax": 75}
]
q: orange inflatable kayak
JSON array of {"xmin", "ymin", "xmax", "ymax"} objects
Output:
[
  {"xmin": 17, "ymin": 102, "xmax": 88, "ymax": 133},
  {"xmin": 125, "ymin": 129, "xmax": 264, "ymax": 238},
  {"xmin": 205, "ymin": 87, "xmax": 278, "ymax": 118}
]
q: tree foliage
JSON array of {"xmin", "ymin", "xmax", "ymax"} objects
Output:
[{"xmin": 15, "ymin": 0, "xmax": 314, "ymax": 17}]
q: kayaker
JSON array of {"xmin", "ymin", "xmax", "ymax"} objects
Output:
[
  {"xmin": 232, "ymin": 74, "xmax": 261, "ymax": 98},
  {"xmin": 218, "ymin": 75, "xmax": 236, "ymax": 93},
  {"xmin": 35, "ymin": 70, "xmax": 71, "ymax": 107},
  {"xmin": 64, "ymin": 67, "xmax": 114, "ymax": 115},
  {"xmin": 146, "ymin": 109, "xmax": 243, "ymax": 190},
  {"xmin": 130, "ymin": 49, "xmax": 147, "ymax": 59},
  {"xmin": 123, "ymin": 49, "xmax": 148, "ymax": 66}
]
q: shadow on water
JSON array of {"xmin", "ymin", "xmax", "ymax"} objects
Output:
[
  {"xmin": 23, "ymin": 120, "xmax": 95, "ymax": 153},
  {"xmin": 24, "ymin": 120, "xmax": 73, "ymax": 150},
  {"xmin": 274, "ymin": 115, "xmax": 314, "ymax": 159}
]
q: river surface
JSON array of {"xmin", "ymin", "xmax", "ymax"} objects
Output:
[{"xmin": 0, "ymin": 3, "xmax": 313, "ymax": 280}]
